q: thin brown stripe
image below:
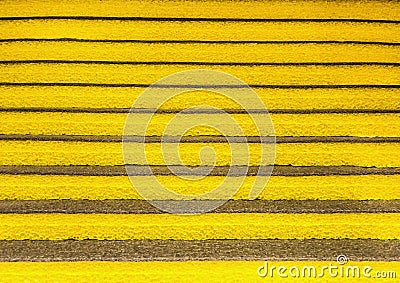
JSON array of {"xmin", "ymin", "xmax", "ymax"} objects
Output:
[
  {"xmin": 1, "ymin": 135, "xmax": 400, "ymax": 143},
  {"xmin": 1, "ymin": 38, "xmax": 399, "ymax": 45},
  {"xmin": 1, "ymin": 107, "xmax": 400, "ymax": 114},
  {"xmin": 1, "ymin": 17, "xmax": 399, "ymax": 23},
  {"xmin": 1, "ymin": 83, "xmax": 399, "ymax": 89},
  {"xmin": 2, "ymin": 60, "xmax": 400, "ymax": 66},
  {"xmin": 0, "ymin": 239, "xmax": 398, "ymax": 262},
  {"xmin": 0, "ymin": 200, "xmax": 398, "ymax": 214},
  {"xmin": 1, "ymin": 165, "xmax": 399, "ymax": 176}
]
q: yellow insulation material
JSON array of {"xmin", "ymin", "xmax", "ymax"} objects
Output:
[
  {"xmin": 1, "ymin": 174, "xmax": 399, "ymax": 201},
  {"xmin": 2, "ymin": 42, "xmax": 400, "ymax": 63},
  {"xmin": 0, "ymin": 0, "xmax": 399, "ymax": 282},
  {"xmin": 1, "ymin": 112, "xmax": 399, "ymax": 137},
  {"xmin": 1, "ymin": 141, "xmax": 399, "ymax": 167},
  {"xmin": 0, "ymin": 261, "xmax": 398, "ymax": 283},
  {"xmin": 1, "ymin": 86, "xmax": 400, "ymax": 110},
  {"xmin": 1, "ymin": 0, "xmax": 398, "ymax": 20},
  {"xmin": 0, "ymin": 213, "xmax": 398, "ymax": 240},
  {"xmin": 1, "ymin": 21, "xmax": 399, "ymax": 42},
  {"xmin": 0, "ymin": 64, "xmax": 399, "ymax": 85}
]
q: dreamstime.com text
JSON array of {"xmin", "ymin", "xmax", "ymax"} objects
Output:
[{"xmin": 257, "ymin": 255, "xmax": 397, "ymax": 279}]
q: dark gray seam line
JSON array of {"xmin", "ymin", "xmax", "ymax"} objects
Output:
[
  {"xmin": 1, "ymin": 108, "xmax": 400, "ymax": 114},
  {"xmin": 1, "ymin": 135, "xmax": 400, "ymax": 143},
  {"xmin": 0, "ymin": 239, "xmax": 398, "ymax": 262},
  {"xmin": 1, "ymin": 61, "xmax": 400, "ymax": 66},
  {"xmin": 1, "ymin": 83, "xmax": 399, "ymax": 89},
  {"xmin": 0, "ymin": 200, "xmax": 399, "ymax": 214},
  {"xmin": 0, "ymin": 165, "xmax": 399, "ymax": 176},
  {"xmin": 0, "ymin": 39, "xmax": 399, "ymax": 45},
  {"xmin": 0, "ymin": 17, "xmax": 399, "ymax": 23}
]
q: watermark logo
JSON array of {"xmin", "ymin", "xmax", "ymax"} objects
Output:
[
  {"xmin": 122, "ymin": 69, "xmax": 276, "ymax": 214},
  {"xmin": 257, "ymin": 255, "xmax": 397, "ymax": 279},
  {"xmin": 336, "ymin": 254, "xmax": 348, "ymax": 265}
]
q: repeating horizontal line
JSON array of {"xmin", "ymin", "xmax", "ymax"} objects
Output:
[
  {"xmin": 0, "ymin": 262, "xmax": 396, "ymax": 282},
  {"xmin": 1, "ymin": 87, "xmax": 398, "ymax": 111},
  {"xmin": 0, "ymin": 213, "xmax": 397, "ymax": 240},
  {"xmin": 1, "ymin": 165, "xmax": 399, "ymax": 176},
  {"xmin": 1, "ymin": 83, "xmax": 399, "ymax": 89},
  {"xmin": 1, "ymin": 108, "xmax": 400, "ymax": 114},
  {"xmin": 2, "ymin": 112, "xmax": 397, "ymax": 139},
  {"xmin": 2, "ymin": 142, "xmax": 398, "ymax": 167},
  {"xmin": 2, "ymin": 20, "xmax": 397, "ymax": 44},
  {"xmin": 1, "ymin": 135, "xmax": 400, "ymax": 144},
  {"xmin": 0, "ymin": 239, "xmax": 398, "ymax": 262},
  {"xmin": 5, "ymin": 64, "xmax": 395, "ymax": 85},
  {"xmin": 1, "ymin": 174, "xmax": 399, "ymax": 201},
  {"xmin": 3, "ymin": 42, "xmax": 398, "ymax": 65},
  {"xmin": 1, "ymin": 60, "xmax": 399, "ymax": 66},
  {"xmin": 1, "ymin": 17, "xmax": 399, "ymax": 23},
  {"xmin": 0, "ymin": 200, "xmax": 399, "ymax": 214},
  {"xmin": 0, "ymin": 38, "xmax": 399, "ymax": 45}
]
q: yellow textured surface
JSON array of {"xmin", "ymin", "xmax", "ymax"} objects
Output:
[
  {"xmin": 1, "ymin": 112, "xmax": 399, "ymax": 137},
  {"xmin": 1, "ymin": 0, "xmax": 399, "ymax": 19},
  {"xmin": 1, "ymin": 86, "xmax": 400, "ymax": 110},
  {"xmin": 1, "ymin": 1, "xmax": 400, "ymax": 280},
  {"xmin": 1, "ymin": 175, "xmax": 399, "ymax": 201},
  {"xmin": 1, "ymin": 63, "xmax": 399, "ymax": 85},
  {"xmin": 2, "ymin": 41, "xmax": 400, "ymax": 63},
  {"xmin": 1, "ymin": 140, "xmax": 399, "ymax": 167},
  {"xmin": 1, "ymin": 21, "xmax": 399, "ymax": 42},
  {"xmin": 0, "ymin": 261, "xmax": 398, "ymax": 283},
  {"xmin": 2, "ymin": 21, "xmax": 400, "ymax": 43},
  {"xmin": 0, "ymin": 213, "xmax": 398, "ymax": 240}
]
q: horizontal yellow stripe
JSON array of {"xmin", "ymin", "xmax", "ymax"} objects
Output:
[
  {"xmin": 2, "ymin": 86, "xmax": 399, "ymax": 110},
  {"xmin": 1, "ymin": 141, "xmax": 399, "ymax": 167},
  {"xmin": 1, "ymin": 175, "xmax": 399, "ymax": 201},
  {"xmin": 0, "ymin": 213, "xmax": 398, "ymax": 240},
  {"xmin": 2, "ymin": 20, "xmax": 398, "ymax": 42},
  {"xmin": 1, "ymin": 64, "xmax": 399, "ymax": 85},
  {"xmin": 0, "ymin": 261, "xmax": 398, "ymax": 283},
  {"xmin": 3, "ymin": 42, "xmax": 399, "ymax": 63},
  {"xmin": 1, "ymin": 113, "xmax": 399, "ymax": 137},
  {"xmin": 1, "ymin": 0, "xmax": 398, "ymax": 20}
]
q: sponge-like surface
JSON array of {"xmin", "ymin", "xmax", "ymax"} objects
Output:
[{"xmin": 0, "ymin": 0, "xmax": 399, "ymax": 281}]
